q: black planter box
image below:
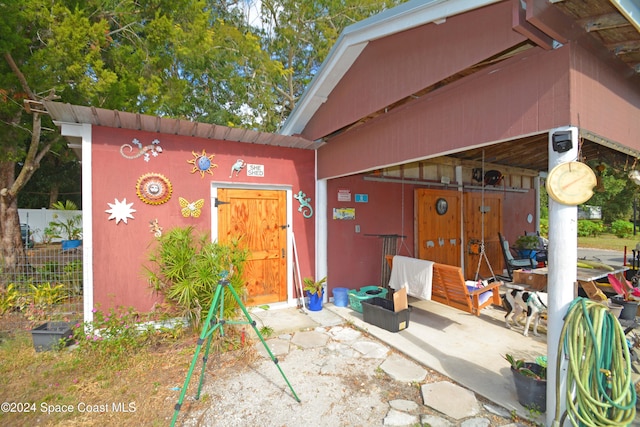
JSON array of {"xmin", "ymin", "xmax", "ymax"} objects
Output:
[
  {"xmin": 361, "ymin": 297, "xmax": 410, "ymax": 332},
  {"xmin": 30, "ymin": 322, "xmax": 73, "ymax": 352}
]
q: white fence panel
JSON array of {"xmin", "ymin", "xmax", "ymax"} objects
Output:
[{"xmin": 18, "ymin": 208, "xmax": 83, "ymax": 243}]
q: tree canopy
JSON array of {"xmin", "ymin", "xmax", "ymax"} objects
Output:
[{"xmin": 0, "ymin": 0, "xmax": 405, "ymax": 268}]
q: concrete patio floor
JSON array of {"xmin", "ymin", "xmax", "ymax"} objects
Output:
[
  {"xmin": 248, "ymin": 249, "xmax": 640, "ymax": 425},
  {"xmin": 251, "ymin": 296, "xmax": 548, "ymax": 424},
  {"xmin": 329, "ymin": 297, "xmax": 548, "ymax": 424}
]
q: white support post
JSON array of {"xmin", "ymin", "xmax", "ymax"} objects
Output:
[
  {"xmin": 316, "ymin": 178, "xmax": 328, "ymax": 302},
  {"xmin": 546, "ymin": 126, "xmax": 580, "ymax": 426}
]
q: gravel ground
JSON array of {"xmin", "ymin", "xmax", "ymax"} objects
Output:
[{"xmin": 176, "ymin": 326, "xmax": 536, "ymax": 427}]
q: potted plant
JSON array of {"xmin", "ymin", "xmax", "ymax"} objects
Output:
[
  {"xmin": 505, "ymin": 354, "xmax": 547, "ymax": 413},
  {"xmin": 514, "ymin": 235, "xmax": 541, "ymax": 260},
  {"xmin": 608, "ymin": 273, "xmax": 640, "ymax": 320},
  {"xmin": 303, "ymin": 276, "xmax": 326, "ymax": 311},
  {"xmin": 49, "ymin": 201, "xmax": 83, "ymax": 250}
]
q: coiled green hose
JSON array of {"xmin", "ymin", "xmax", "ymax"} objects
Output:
[{"xmin": 555, "ymin": 298, "xmax": 637, "ymax": 426}]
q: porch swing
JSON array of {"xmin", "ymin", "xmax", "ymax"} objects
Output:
[
  {"xmin": 471, "ymin": 150, "xmax": 500, "ymax": 284},
  {"xmin": 386, "ymin": 152, "xmax": 504, "ymax": 316}
]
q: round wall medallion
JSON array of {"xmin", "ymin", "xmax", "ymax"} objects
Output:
[
  {"xmin": 435, "ymin": 198, "xmax": 448, "ymax": 215},
  {"xmin": 136, "ymin": 173, "xmax": 173, "ymax": 205}
]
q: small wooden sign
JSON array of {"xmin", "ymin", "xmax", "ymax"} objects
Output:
[{"xmin": 393, "ymin": 287, "xmax": 408, "ymax": 312}]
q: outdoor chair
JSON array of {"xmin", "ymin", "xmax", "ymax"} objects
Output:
[{"xmin": 498, "ymin": 233, "xmax": 537, "ymax": 281}]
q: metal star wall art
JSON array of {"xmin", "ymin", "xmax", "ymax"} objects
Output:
[{"xmin": 105, "ymin": 198, "xmax": 136, "ymax": 224}]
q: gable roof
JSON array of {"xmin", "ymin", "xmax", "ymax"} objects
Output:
[
  {"xmin": 280, "ymin": 0, "xmax": 501, "ymax": 137},
  {"xmin": 281, "ymin": 0, "xmax": 640, "ymax": 139}
]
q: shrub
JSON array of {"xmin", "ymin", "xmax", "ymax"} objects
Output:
[
  {"xmin": 539, "ymin": 218, "xmax": 548, "ymax": 237},
  {"xmin": 75, "ymin": 305, "xmax": 147, "ymax": 361},
  {"xmin": 610, "ymin": 219, "xmax": 633, "ymax": 238},
  {"xmin": 577, "ymin": 220, "xmax": 603, "ymax": 237},
  {"xmin": 144, "ymin": 226, "xmax": 248, "ymax": 329},
  {"xmin": 0, "ymin": 284, "xmax": 19, "ymax": 315},
  {"xmin": 29, "ymin": 282, "xmax": 67, "ymax": 306}
]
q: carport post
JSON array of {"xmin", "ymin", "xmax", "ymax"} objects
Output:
[{"xmin": 546, "ymin": 126, "xmax": 580, "ymax": 426}]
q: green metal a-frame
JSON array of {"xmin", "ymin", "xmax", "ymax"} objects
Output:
[{"xmin": 170, "ymin": 273, "xmax": 300, "ymax": 426}]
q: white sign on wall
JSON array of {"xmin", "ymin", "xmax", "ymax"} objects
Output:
[
  {"xmin": 337, "ymin": 189, "xmax": 351, "ymax": 202},
  {"xmin": 247, "ymin": 164, "xmax": 264, "ymax": 177}
]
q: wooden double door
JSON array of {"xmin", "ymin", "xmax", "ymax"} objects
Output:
[
  {"xmin": 415, "ymin": 189, "xmax": 502, "ymax": 279},
  {"xmin": 216, "ymin": 188, "xmax": 288, "ymax": 305}
]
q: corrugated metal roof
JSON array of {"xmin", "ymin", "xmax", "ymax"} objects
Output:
[{"xmin": 43, "ymin": 101, "xmax": 318, "ymax": 154}]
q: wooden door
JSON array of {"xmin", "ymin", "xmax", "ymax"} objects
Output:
[
  {"xmin": 217, "ymin": 188, "xmax": 287, "ymax": 305},
  {"xmin": 415, "ymin": 189, "xmax": 461, "ymax": 266},
  {"xmin": 463, "ymin": 192, "xmax": 503, "ymax": 280}
]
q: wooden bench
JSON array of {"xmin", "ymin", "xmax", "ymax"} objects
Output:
[{"xmin": 386, "ymin": 256, "xmax": 502, "ymax": 316}]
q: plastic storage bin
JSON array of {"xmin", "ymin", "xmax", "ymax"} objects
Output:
[
  {"xmin": 361, "ymin": 297, "xmax": 411, "ymax": 332},
  {"xmin": 348, "ymin": 286, "xmax": 388, "ymax": 313}
]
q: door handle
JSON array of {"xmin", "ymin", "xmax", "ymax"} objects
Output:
[{"xmin": 282, "ymin": 248, "xmax": 285, "ymax": 258}]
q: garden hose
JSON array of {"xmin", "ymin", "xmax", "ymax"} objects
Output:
[{"xmin": 554, "ymin": 298, "xmax": 637, "ymax": 426}]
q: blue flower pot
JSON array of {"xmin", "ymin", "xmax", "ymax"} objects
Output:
[
  {"xmin": 518, "ymin": 249, "xmax": 538, "ymax": 260},
  {"xmin": 307, "ymin": 291, "xmax": 323, "ymax": 311}
]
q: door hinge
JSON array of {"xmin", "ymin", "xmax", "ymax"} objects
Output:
[
  {"xmin": 214, "ymin": 198, "xmax": 230, "ymax": 207},
  {"xmin": 280, "ymin": 224, "xmax": 289, "ymax": 229}
]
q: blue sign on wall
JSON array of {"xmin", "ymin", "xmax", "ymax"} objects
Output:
[{"xmin": 355, "ymin": 194, "xmax": 368, "ymax": 203}]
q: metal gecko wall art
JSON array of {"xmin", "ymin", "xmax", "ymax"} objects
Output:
[
  {"xmin": 294, "ymin": 190, "xmax": 313, "ymax": 218},
  {"xmin": 149, "ymin": 219, "xmax": 163, "ymax": 237},
  {"xmin": 120, "ymin": 138, "xmax": 162, "ymax": 162},
  {"xmin": 229, "ymin": 159, "xmax": 246, "ymax": 178}
]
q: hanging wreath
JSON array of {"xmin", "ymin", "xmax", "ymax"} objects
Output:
[{"xmin": 136, "ymin": 173, "xmax": 173, "ymax": 205}]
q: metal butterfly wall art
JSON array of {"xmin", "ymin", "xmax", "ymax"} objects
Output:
[{"xmin": 179, "ymin": 197, "xmax": 204, "ymax": 218}]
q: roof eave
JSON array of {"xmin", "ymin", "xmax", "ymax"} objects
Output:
[{"xmin": 610, "ymin": 0, "xmax": 640, "ymax": 33}]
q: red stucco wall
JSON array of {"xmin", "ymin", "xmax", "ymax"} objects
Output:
[
  {"xmin": 569, "ymin": 44, "xmax": 640, "ymax": 147},
  {"xmin": 326, "ymin": 175, "xmax": 415, "ymax": 291},
  {"xmin": 326, "ymin": 174, "xmax": 539, "ymax": 289},
  {"xmin": 316, "ymin": 46, "xmax": 572, "ymax": 179},
  {"xmin": 303, "ymin": 0, "xmax": 526, "ymax": 142},
  {"xmin": 90, "ymin": 126, "xmax": 316, "ymax": 312}
]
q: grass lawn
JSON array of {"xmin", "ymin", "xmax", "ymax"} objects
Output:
[
  {"xmin": 578, "ymin": 233, "xmax": 640, "ymax": 252},
  {"xmin": 0, "ymin": 330, "xmax": 194, "ymax": 426}
]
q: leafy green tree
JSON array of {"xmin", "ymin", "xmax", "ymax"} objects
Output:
[
  {"xmin": 0, "ymin": 0, "xmax": 284, "ymax": 270},
  {"xmin": 586, "ymin": 162, "xmax": 636, "ymax": 223},
  {"xmin": 257, "ymin": 0, "xmax": 404, "ymax": 126}
]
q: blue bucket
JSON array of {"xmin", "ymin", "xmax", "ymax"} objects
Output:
[{"xmin": 333, "ymin": 287, "xmax": 349, "ymax": 307}]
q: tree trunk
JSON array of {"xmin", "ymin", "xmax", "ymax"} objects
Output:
[
  {"xmin": 49, "ymin": 183, "xmax": 60, "ymax": 208},
  {"xmin": 0, "ymin": 159, "xmax": 26, "ymax": 280}
]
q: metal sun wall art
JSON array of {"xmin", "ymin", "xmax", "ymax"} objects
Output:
[
  {"xmin": 188, "ymin": 149, "xmax": 218, "ymax": 178},
  {"xmin": 120, "ymin": 138, "xmax": 162, "ymax": 162},
  {"xmin": 179, "ymin": 197, "xmax": 204, "ymax": 218},
  {"xmin": 105, "ymin": 198, "xmax": 136, "ymax": 224},
  {"xmin": 294, "ymin": 190, "xmax": 313, "ymax": 218},
  {"xmin": 136, "ymin": 173, "xmax": 173, "ymax": 205}
]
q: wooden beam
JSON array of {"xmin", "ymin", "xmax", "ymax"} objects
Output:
[{"xmin": 580, "ymin": 12, "xmax": 631, "ymax": 32}]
